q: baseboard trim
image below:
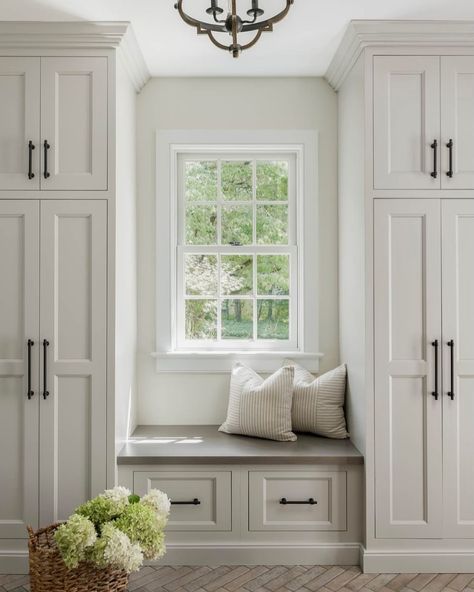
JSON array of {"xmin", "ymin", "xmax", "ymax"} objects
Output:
[
  {"xmin": 362, "ymin": 549, "xmax": 474, "ymax": 573},
  {"xmin": 150, "ymin": 543, "xmax": 361, "ymax": 566},
  {"xmin": 0, "ymin": 552, "xmax": 28, "ymax": 575}
]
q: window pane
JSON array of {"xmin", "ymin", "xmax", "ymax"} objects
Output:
[
  {"xmin": 186, "ymin": 205, "xmax": 217, "ymax": 245},
  {"xmin": 185, "ymin": 161, "xmax": 217, "ymax": 201},
  {"xmin": 221, "ymin": 255, "xmax": 253, "ymax": 295},
  {"xmin": 221, "ymin": 205, "xmax": 253, "ymax": 245},
  {"xmin": 257, "ymin": 300, "xmax": 289, "ymax": 340},
  {"xmin": 256, "ymin": 161, "xmax": 288, "ymax": 201},
  {"xmin": 256, "ymin": 205, "xmax": 288, "ymax": 245},
  {"xmin": 257, "ymin": 255, "xmax": 289, "ymax": 295},
  {"xmin": 221, "ymin": 300, "xmax": 253, "ymax": 340},
  {"xmin": 221, "ymin": 161, "xmax": 252, "ymax": 201},
  {"xmin": 185, "ymin": 255, "xmax": 217, "ymax": 295},
  {"xmin": 185, "ymin": 300, "xmax": 217, "ymax": 340}
]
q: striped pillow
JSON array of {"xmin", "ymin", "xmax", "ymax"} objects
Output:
[
  {"xmin": 219, "ymin": 364, "xmax": 296, "ymax": 442},
  {"xmin": 285, "ymin": 360, "xmax": 349, "ymax": 439}
]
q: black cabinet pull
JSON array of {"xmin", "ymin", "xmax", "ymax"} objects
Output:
[
  {"xmin": 280, "ymin": 498, "xmax": 317, "ymax": 505},
  {"xmin": 430, "ymin": 139, "xmax": 438, "ymax": 178},
  {"xmin": 28, "ymin": 141, "xmax": 35, "ymax": 180},
  {"xmin": 171, "ymin": 498, "xmax": 201, "ymax": 506},
  {"xmin": 27, "ymin": 339, "xmax": 34, "ymax": 400},
  {"xmin": 43, "ymin": 140, "xmax": 50, "ymax": 179},
  {"xmin": 447, "ymin": 139, "xmax": 454, "ymax": 178},
  {"xmin": 43, "ymin": 339, "xmax": 50, "ymax": 399},
  {"xmin": 447, "ymin": 340, "xmax": 455, "ymax": 400},
  {"xmin": 431, "ymin": 339, "xmax": 439, "ymax": 400}
]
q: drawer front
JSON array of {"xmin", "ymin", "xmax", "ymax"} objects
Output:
[
  {"xmin": 133, "ymin": 471, "xmax": 231, "ymax": 532},
  {"xmin": 249, "ymin": 471, "xmax": 347, "ymax": 531}
]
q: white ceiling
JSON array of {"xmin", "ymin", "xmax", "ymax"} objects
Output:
[{"xmin": 2, "ymin": 0, "xmax": 474, "ymax": 76}]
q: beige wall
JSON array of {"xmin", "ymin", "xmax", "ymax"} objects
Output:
[{"xmin": 136, "ymin": 77, "xmax": 339, "ymax": 425}]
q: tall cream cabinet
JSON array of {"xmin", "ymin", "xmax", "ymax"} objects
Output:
[
  {"xmin": 0, "ymin": 23, "xmax": 148, "ymax": 573},
  {"xmin": 328, "ymin": 21, "xmax": 474, "ymax": 572}
]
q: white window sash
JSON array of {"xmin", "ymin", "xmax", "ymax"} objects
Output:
[{"xmin": 153, "ymin": 129, "xmax": 322, "ymax": 373}]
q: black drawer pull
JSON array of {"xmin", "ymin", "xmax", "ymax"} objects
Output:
[
  {"xmin": 447, "ymin": 340, "xmax": 455, "ymax": 400},
  {"xmin": 431, "ymin": 339, "xmax": 439, "ymax": 400},
  {"xmin": 27, "ymin": 339, "xmax": 34, "ymax": 400},
  {"xmin": 28, "ymin": 141, "xmax": 35, "ymax": 179},
  {"xmin": 43, "ymin": 339, "xmax": 50, "ymax": 399},
  {"xmin": 447, "ymin": 139, "xmax": 454, "ymax": 178},
  {"xmin": 43, "ymin": 140, "xmax": 50, "ymax": 179},
  {"xmin": 430, "ymin": 139, "xmax": 438, "ymax": 178},
  {"xmin": 280, "ymin": 498, "xmax": 317, "ymax": 505},
  {"xmin": 171, "ymin": 498, "xmax": 201, "ymax": 506}
]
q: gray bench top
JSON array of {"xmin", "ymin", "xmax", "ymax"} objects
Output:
[{"xmin": 117, "ymin": 425, "xmax": 364, "ymax": 465}]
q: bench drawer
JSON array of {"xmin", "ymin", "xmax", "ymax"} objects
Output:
[
  {"xmin": 248, "ymin": 470, "xmax": 347, "ymax": 531},
  {"xmin": 133, "ymin": 470, "xmax": 232, "ymax": 532}
]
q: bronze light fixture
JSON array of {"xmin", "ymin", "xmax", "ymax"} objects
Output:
[{"xmin": 174, "ymin": 0, "xmax": 294, "ymax": 58}]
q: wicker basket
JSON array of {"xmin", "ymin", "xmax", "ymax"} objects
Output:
[{"xmin": 28, "ymin": 524, "xmax": 129, "ymax": 592}]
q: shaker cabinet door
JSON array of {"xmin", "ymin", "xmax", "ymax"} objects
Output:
[
  {"xmin": 0, "ymin": 201, "xmax": 40, "ymax": 538},
  {"xmin": 374, "ymin": 199, "xmax": 443, "ymax": 538},
  {"xmin": 441, "ymin": 57, "xmax": 474, "ymax": 189},
  {"xmin": 40, "ymin": 57, "xmax": 108, "ymax": 191},
  {"xmin": 442, "ymin": 200, "xmax": 474, "ymax": 537},
  {"xmin": 39, "ymin": 200, "xmax": 107, "ymax": 525},
  {"xmin": 373, "ymin": 56, "xmax": 440, "ymax": 190},
  {"xmin": 0, "ymin": 58, "xmax": 40, "ymax": 190}
]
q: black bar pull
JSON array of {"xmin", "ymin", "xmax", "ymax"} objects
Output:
[
  {"xmin": 28, "ymin": 141, "xmax": 35, "ymax": 180},
  {"xmin": 430, "ymin": 139, "xmax": 438, "ymax": 178},
  {"xmin": 447, "ymin": 139, "xmax": 454, "ymax": 178},
  {"xmin": 43, "ymin": 140, "xmax": 50, "ymax": 179},
  {"xmin": 27, "ymin": 339, "xmax": 34, "ymax": 400},
  {"xmin": 43, "ymin": 339, "xmax": 50, "ymax": 399},
  {"xmin": 171, "ymin": 498, "xmax": 201, "ymax": 506},
  {"xmin": 280, "ymin": 498, "xmax": 317, "ymax": 505},
  {"xmin": 447, "ymin": 340, "xmax": 455, "ymax": 400},
  {"xmin": 431, "ymin": 339, "xmax": 439, "ymax": 400}
]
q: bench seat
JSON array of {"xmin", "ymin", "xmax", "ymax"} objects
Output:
[{"xmin": 117, "ymin": 425, "xmax": 364, "ymax": 465}]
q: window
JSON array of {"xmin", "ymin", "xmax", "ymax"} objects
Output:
[
  {"xmin": 177, "ymin": 154, "xmax": 297, "ymax": 350},
  {"xmin": 154, "ymin": 130, "xmax": 321, "ymax": 373}
]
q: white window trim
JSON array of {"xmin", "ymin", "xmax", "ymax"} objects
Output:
[{"xmin": 153, "ymin": 129, "xmax": 323, "ymax": 373}]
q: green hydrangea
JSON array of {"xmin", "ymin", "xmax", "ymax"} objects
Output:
[
  {"xmin": 54, "ymin": 514, "xmax": 97, "ymax": 569},
  {"xmin": 114, "ymin": 502, "xmax": 166, "ymax": 560},
  {"xmin": 75, "ymin": 496, "xmax": 123, "ymax": 527}
]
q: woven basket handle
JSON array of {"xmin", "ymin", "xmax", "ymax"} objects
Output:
[{"xmin": 27, "ymin": 526, "xmax": 36, "ymax": 550}]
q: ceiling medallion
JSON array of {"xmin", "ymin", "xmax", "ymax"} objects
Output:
[{"xmin": 174, "ymin": 0, "xmax": 294, "ymax": 58}]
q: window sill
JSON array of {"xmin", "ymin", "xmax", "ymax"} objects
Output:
[{"xmin": 151, "ymin": 351, "xmax": 324, "ymax": 374}]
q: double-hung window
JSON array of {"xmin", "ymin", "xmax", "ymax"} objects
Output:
[
  {"xmin": 177, "ymin": 153, "xmax": 297, "ymax": 351},
  {"xmin": 154, "ymin": 130, "xmax": 320, "ymax": 373}
]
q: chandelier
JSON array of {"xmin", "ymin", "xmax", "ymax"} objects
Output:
[{"xmin": 174, "ymin": 0, "xmax": 294, "ymax": 58}]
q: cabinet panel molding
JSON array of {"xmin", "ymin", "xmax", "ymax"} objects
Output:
[{"xmin": 374, "ymin": 199, "xmax": 442, "ymax": 539}]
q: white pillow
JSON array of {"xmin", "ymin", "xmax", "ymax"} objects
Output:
[
  {"xmin": 285, "ymin": 360, "xmax": 349, "ymax": 439},
  {"xmin": 219, "ymin": 363, "xmax": 296, "ymax": 442}
]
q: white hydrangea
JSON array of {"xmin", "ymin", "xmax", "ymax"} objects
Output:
[
  {"xmin": 101, "ymin": 486, "xmax": 131, "ymax": 505},
  {"xmin": 100, "ymin": 523, "xmax": 143, "ymax": 573},
  {"xmin": 141, "ymin": 489, "xmax": 171, "ymax": 521}
]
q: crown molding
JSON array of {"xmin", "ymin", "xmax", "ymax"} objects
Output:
[
  {"xmin": 326, "ymin": 20, "xmax": 474, "ymax": 91},
  {"xmin": 0, "ymin": 21, "xmax": 150, "ymax": 92}
]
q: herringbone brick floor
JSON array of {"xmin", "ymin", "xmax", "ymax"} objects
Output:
[{"xmin": 2, "ymin": 565, "xmax": 474, "ymax": 592}]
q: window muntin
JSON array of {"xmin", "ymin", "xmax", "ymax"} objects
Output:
[{"xmin": 176, "ymin": 152, "xmax": 298, "ymax": 351}]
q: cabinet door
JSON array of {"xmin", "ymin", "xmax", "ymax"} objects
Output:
[
  {"xmin": 442, "ymin": 200, "xmax": 474, "ymax": 537},
  {"xmin": 0, "ymin": 201, "xmax": 39, "ymax": 538},
  {"xmin": 39, "ymin": 200, "xmax": 107, "ymax": 525},
  {"xmin": 441, "ymin": 57, "xmax": 474, "ymax": 189},
  {"xmin": 40, "ymin": 57, "xmax": 107, "ymax": 191},
  {"xmin": 373, "ymin": 56, "xmax": 440, "ymax": 190},
  {"xmin": 0, "ymin": 58, "xmax": 40, "ymax": 190},
  {"xmin": 374, "ymin": 199, "xmax": 442, "ymax": 538}
]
